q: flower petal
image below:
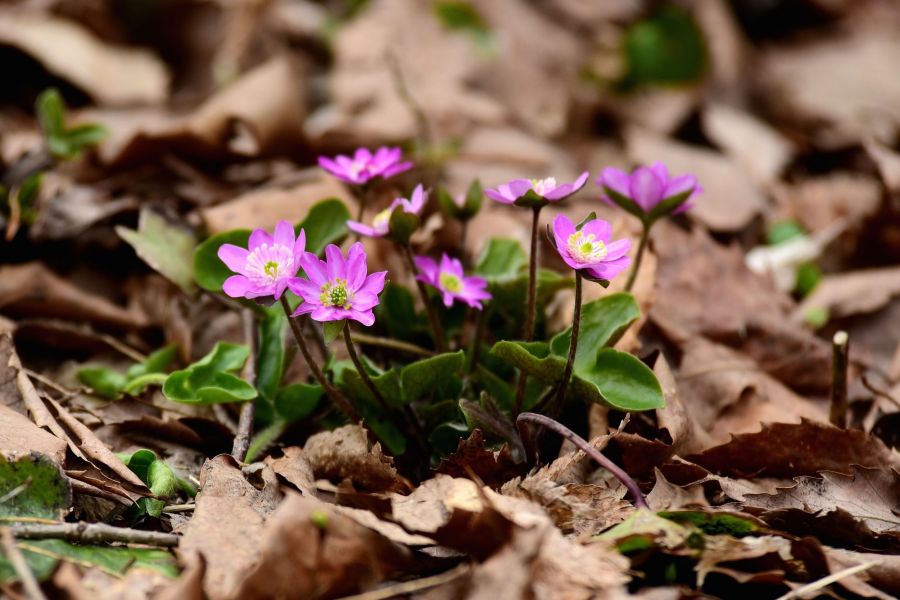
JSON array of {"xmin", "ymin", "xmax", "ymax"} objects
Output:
[
  {"xmin": 217, "ymin": 244, "xmax": 249, "ymax": 273},
  {"xmin": 348, "ymin": 309, "xmax": 376, "ymax": 327},
  {"xmin": 248, "ymin": 228, "xmax": 272, "ymax": 250},
  {"xmin": 300, "ymin": 252, "xmax": 328, "ymax": 285},
  {"xmin": 325, "ymin": 244, "xmax": 346, "ymax": 280},
  {"xmin": 580, "ymin": 218, "xmax": 612, "ymax": 243},
  {"xmin": 222, "ymin": 275, "xmax": 253, "ymax": 298},
  {"xmin": 359, "ymin": 270, "xmax": 387, "ymax": 296},
  {"xmin": 287, "ymin": 278, "xmax": 322, "ymax": 303},
  {"xmin": 273, "ymin": 220, "xmax": 295, "ymax": 248},
  {"xmin": 629, "ymin": 167, "xmax": 665, "ymax": 211},
  {"xmin": 414, "ymin": 256, "xmax": 439, "ymax": 285},
  {"xmin": 587, "ymin": 255, "xmax": 632, "ymax": 281},
  {"xmin": 603, "ymin": 238, "xmax": 632, "ymax": 261},
  {"xmin": 544, "ymin": 171, "xmax": 589, "ymax": 200},
  {"xmin": 596, "ymin": 168, "xmax": 631, "ymax": 197}
]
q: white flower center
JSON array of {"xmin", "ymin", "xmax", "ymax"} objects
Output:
[
  {"xmin": 320, "ymin": 278, "xmax": 353, "ymax": 309},
  {"xmin": 567, "ymin": 231, "xmax": 607, "ymax": 263},
  {"xmin": 531, "ymin": 177, "xmax": 557, "ymax": 196},
  {"xmin": 245, "ymin": 243, "xmax": 294, "ymax": 284}
]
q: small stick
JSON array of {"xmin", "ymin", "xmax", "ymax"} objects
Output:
[
  {"xmin": 517, "ymin": 412, "xmax": 648, "ymax": 509},
  {"xmin": 775, "ymin": 560, "xmax": 876, "ymax": 600},
  {"xmin": 232, "ymin": 308, "xmax": 257, "ymax": 463},
  {"xmin": 9, "ymin": 522, "xmax": 179, "ymax": 548},
  {"xmin": 830, "ymin": 330, "xmax": 849, "ymax": 428},
  {"xmin": 1, "ymin": 527, "xmax": 48, "ymax": 600}
]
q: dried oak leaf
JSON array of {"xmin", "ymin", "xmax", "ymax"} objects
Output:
[
  {"xmin": 685, "ymin": 420, "xmax": 900, "ymax": 479},
  {"xmin": 653, "ymin": 354, "xmax": 713, "ymax": 456},
  {"xmin": 650, "ymin": 222, "xmax": 831, "ymax": 393},
  {"xmin": 303, "ymin": 424, "xmax": 409, "ymax": 493},
  {"xmin": 759, "ymin": 507, "xmax": 900, "ymax": 553},
  {"xmin": 229, "ymin": 493, "xmax": 413, "ymax": 600},
  {"xmin": 435, "ymin": 429, "xmax": 521, "ymax": 488},
  {"xmin": 742, "ymin": 466, "xmax": 900, "ymax": 534},
  {"xmin": 265, "ymin": 446, "xmax": 316, "ymax": 497},
  {"xmin": 646, "ymin": 468, "xmax": 708, "ymax": 511},
  {"xmin": 178, "ymin": 455, "xmax": 282, "ymax": 600},
  {"xmin": 0, "ymin": 9, "xmax": 168, "ymax": 106}
]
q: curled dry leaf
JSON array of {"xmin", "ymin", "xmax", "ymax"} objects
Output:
[
  {"xmin": 650, "ymin": 222, "xmax": 831, "ymax": 393},
  {"xmin": 825, "ymin": 547, "xmax": 900, "ymax": 599},
  {"xmin": 265, "ymin": 446, "xmax": 316, "ymax": 497},
  {"xmin": 742, "ymin": 466, "xmax": 900, "ymax": 534},
  {"xmin": 652, "ymin": 354, "xmax": 713, "ymax": 456},
  {"xmin": 0, "ymin": 263, "xmax": 145, "ymax": 330},
  {"xmin": 178, "ymin": 455, "xmax": 282, "ymax": 600},
  {"xmin": 435, "ymin": 429, "xmax": 521, "ymax": 488},
  {"xmin": 0, "ymin": 9, "xmax": 168, "ymax": 106},
  {"xmin": 303, "ymin": 424, "xmax": 409, "ymax": 493},
  {"xmin": 646, "ymin": 468, "xmax": 708, "ymax": 511}
]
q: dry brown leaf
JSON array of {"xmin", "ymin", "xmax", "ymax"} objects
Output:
[
  {"xmin": 97, "ymin": 57, "xmax": 304, "ymax": 166},
  {"xmin": 864, "ymin": 134, "xmax": 900, "ymax": 192},
  {"xmin": 230, "ymin": 493, "xmax": 412, "ymax": 599},
  {"xmin": 0, "ymin": 9, "xmax": 168, "ymax": 106},
  {"xmin": 652, "ymin": 354, "xmax": 713, "ymax": 456},
  {"xmin": 178, "ymin": 455, "xmax": 282, "ymax": 600},
  {"xmin": 200, "ymin": 171, "xmax": 353, "ymax": 234},
  {"xmin": 796, "ymin": 267, "xmax": 900, "ymax": 321},
  {"xmin": 686, "ymin": 420, "xmax": 900, "ymax": 479},
  {"xmin": 435, "ymin": 429, "xmax": 521, "ymax": 488},
  {"xmin": 646, "ymin": 468, "xmax": 708, "ymax": 511},
  {"xmin": 265, "ymin": 446, "xmax": 316, "ymax": 497},
  {"xmin": 650, "ymin": 222, "xmax": 832, "ymax": 393},
  {"xmin": 695, "ymin": 535, "xmax": 793, "ymax": 587},
  {"xmin": 825, "ymin": 547, "xmax": 900, "ymax": 599},
  {"xmin": 702, "ymin": 102, "xmax": 793, "ymax": 184},
  {"xmin": 0, "ymin": 262, "xmax": 145, "ymax": 330},
  {"xmin": 0, "ymin": 405, "xmax": 66, "ymax": 464},
  {"xmin": 742, "ymin": 466, "xmax": 900, "ymax": 534},
  {"xmin": 772, "ymin": 172, "xmax": 881, "ymax": 233},
  {"xmin": 303, "ymin": 424, "xmax": 408, "ymax": 493},
  {"xmin": 626, "ymin": 127, "xmax": 767, "ymax": 232},
  {"xmin": 53, "ymin": 562, "xmax": 171, "ymax": 600},
  {"xmin": 676, "ymin": 337, "xmax": 827, "ymax": 446}
]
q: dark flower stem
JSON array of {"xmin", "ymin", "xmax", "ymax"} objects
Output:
[
  {"xmin": 467, "ymin": 306, "xmax": 488, "ymax": 374},
  {"xmin": 401, "ymin": 243, "xmax": 448, "ymax": 352},
  {"xmin": 514, "ymin": 205, "xmax": 543, "ymax": 415},
  {"xmin": 554, "ymin": 273, "xmax": 582, "ymax": 411},
  {"xmin": 279, "ymin": 296, "xmax": 359, "ymax": 422},
  {"xmin": 830, "ymin": 330, "xmax": 849, "ymax": 428},
  {"xmin": 625, "ymin": 223, "xmax": 650, "ymax": 293},
  {"xmin": 517, "ymin": 412, "xmax": 648, "ymax": 509}
]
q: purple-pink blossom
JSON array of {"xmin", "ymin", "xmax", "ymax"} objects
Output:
[
  {"xmin": 318, "ymin": 146, "xmax": 413, "ymax": 186},
  {"xmin": 288, "ymin": 242, "xmax": 386, "ymax": 326},
  {"xmin": 597, "ymin": 162, "xmax": 701, "ymax": 215},
  {"xmin": 552, "ymin": 214, "xmax": 631, "ymax": 281},
  {"xmin": 414, "ymin": 254, "xmax": 491, "ymax": 310},
  {"xmin": 484, "ymin": 172, "xmax": 589, "ymax": 205},
  {"xmin": 347, "ymin": 184, "xmax": 427, "ymax": 238},
  {"xmin": 218, "ymin": 220, "xmax": 305, "ymax": 300}
]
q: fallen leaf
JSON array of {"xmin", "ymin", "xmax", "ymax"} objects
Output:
[
  {"xmin": 652, "ymin": 354, "xmax": 713, "ymax": 456},
  {"xmin": 265, "ymin": 446, "xmax": 316, "ymax": 497},
  {"xmin": 795, "ymin": 267, "xmax": 900, "ymax": 321},
  {"xmin": 626, "ymin": 127, "xmax": 767, "ymax": 232},
  {"xmin": 0, "ymin": 405, "xmax": 66, "ymax": 465},
  {"xmin": 435, "ymin": 429, "xmax": 521, "ymax": 488},
  {"xmin": 303, "ymin": 424, "xmax": 409, "ymax": 493},
  {"xmin": 825, "ymin": 547, "xmax": 900, "ymax": 598},
  {"xmin": 0, "ymin": 9, "xmax": 168, "ymax": 106},
  {"xmin": 116, "ymin": 209, "xmax": 197, "ymax": 296},
  {"xmin": 646, "ymin": 468, "xmax": 708, "ymax": 511},
  {"xmin": 773, "ymin": 172, "xmax": 881, "ymax": 234},
  {"xmin": 178, "ymin": 455, "xmax": 282, "ymax": 600},
  {"xmin": 686, "ymin": 420, "xmax": 900, "ymax": 479},
  {"xmin": 702, "ymin": 102, "xmax": 793, "ymax": 184}
]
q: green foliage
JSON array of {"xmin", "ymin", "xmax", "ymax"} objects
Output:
[
  {"xmin": 767, "ymin": 220, "xmax": 806, "ymax": 245},
  {"xmin": 118, "ymin": 449, "xmax": 180, "ymax": 518},
  {"xmin": 433, "ymin": 1, "xmax": 494, "ymax": 53},
  {"xmin": 274, "ymin": 383, "xmax": 323, "ymax": 422},
  {"xmin": 659, "ymin": 511, "xmax": 760, "ymax": 536},
  {"xmin": 438, "ymin": 179, "xmax": 483, "ymax": 221},
  {"xmin": 475, "ymin": 238, "xmax": 527, "ymax": 282},
  {"xmin": 35, "ymin": 88, "xmax": 108, "ymax": 159},
  {"xmin": 163, "ymin": 343, "xmax": 257, "ymax": 404},
  {"xmin": 549, "ymin": 293, "xmax": 641, "ymax": 373},
  {"xmin": 194, "ymin": 229, "xmax": 251, "ymax": 292},
  {"xmin": 323, "ymin": 319, "xmax": 346, "ymax": 345},
  {"xmin": 0, "ymin": 454, "xmax": 71, "ymax": 521},
  {"xmin": 794, "ymin": 262, "xmax": 822, "ymax": 297},
  {"xmin": 117, "ymin": 208, "xmax": 197, "ymax": 294},
  {"xmin": 621, "ymin": 7, "xmax": 707, "ymax": 89},
  {"xmin": 77, "ymin": 345, "xmax": 177, "ymax": 400},
  {"xmin": 400, "ymin": 351, "xmax": 465, "ymax": 403},
  {"xmin": 255, "ymin": 305, "xmax": 286, "ymax": 402}
]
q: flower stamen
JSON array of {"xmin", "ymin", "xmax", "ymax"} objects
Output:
[{"xmin": 567, "ymin": 231, "xmax": 607, "ymax": 262}]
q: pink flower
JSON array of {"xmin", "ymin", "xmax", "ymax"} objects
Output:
[
  {"xmin": 288, "ymin": 243, "xmax": 386, "ymax": 326},
  {"xmin": 415, "ymin": 254, "xmax": 491, "ymax": 310},
  {"xmin": 318, "ymin": 146, "xmax": 413, "ymax": 185},
  {"xmin": 484, "ymin": 172, "xmax": 589, "ymax": 206},
  {"xmin": 552, "ymin": 214, "xmax": 631, "ymax": 281},
  {"xmin": 218, "ymin": 220, "xmax": 305, "ymax": 300},
  {"xmin": 347, "ymin": 184, "xmax": 427, "ymax": 238},
  {"xmin": 597, "ymin": 162, "xmax": 701, "ymax": 216}
]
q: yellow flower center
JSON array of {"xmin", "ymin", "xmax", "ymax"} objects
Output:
[
  {"xmin": 531, "ymin": 177, "xmax": 557, "ymax": 196},
  {"xmin": 263, "ymin": 261, "xmax": 279, "ymax": 278},
  {"xmin": 320, "ymin": 279, "xmax": 352, "ymax": 309},
  {"xmin": 567, "ymin": 231, "xmax": 607, "ymax": 262},
  {"xmin": 439, "ymin": 272, "xmax": 462, "ymax": 293},
  {"xmin": 373, "ymin": 207, "xmax": 392, "ymax": 229}
]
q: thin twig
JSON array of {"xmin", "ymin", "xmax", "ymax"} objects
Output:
[
  {"xmin": 625, "ymin": 223, "xmax": 649, "ymax": 293},
  {"xmin": 775, "ymin": 560, "xmax": 876, "ymax": 600},
  {"xmin": 351, "ymin": 332, "xmax": 434, "ymax": 357},
  {"xmin": 335, "ymin": 564, "xmax": 469, "ymax": 600},
  {"xmin": 9, "ymin": 522, "xmax": 179, "ymax": 548},
  {"xmin": 514, "ymin": 206, "xmax": 543, "ymax": 416},
  {"xmin": 280, "ymin": 296, "xmax": 359, "ymax": 422},
  {"xmin": 1, "ymin": 527, "xmax": 48, "ymax": 600},
  {"xmin": 517, "ymin": 412, "xmax": 648, "ymax": 509},
  {"xmin": 401, "ymin": 243, "xmax": 447, "ymax": 352},
  {"xmin": 830, "ymin": 331, "xmax": 849, "ymax": 429},
  {"xmin": 861, "ymin": 373, "xmax": 900, "ymax": 409},
  {"xmin": 232, "ymin": 308, "xmax": 257, "ymax": 462}
]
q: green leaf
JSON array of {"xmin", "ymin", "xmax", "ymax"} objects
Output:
[
  {"xmin": 6, "ymin": 540, "xmax": 177, "ymax": 582},
  {"xmin": 117, "ymin": 208, "xmax": 197, "ymax": 295},
  {"xmin": 622, "ymin": 6, "xmax": 707, "ymax": 88},
  {"xmin": 323, "ymin": 319, "xmax": 346, "ymax": 345},
  {"xmin": 62, "ymin": 123, "xmax": 108, "ymax": 148},
  {"xmin": 16, "ymin": 172, "xmax": 42, "ymax": 224},
  {"xmin": 274, "ymin": 383, "xmax": 323, "ymax": 422},
  {"xmin": 341, "ymin": 367, "xmax": 403, "ymax": 408},
  {"xmin": 77, "ymin": 367, "xmax": 129, "ymax": 400},
  {"xmin": 579, "ymin": 349, "xmax": 665, "ymax": 411},
  {"xmin": 127, "ymin": 344, "xmax": 178, "ymax": 379},
  {"xmin": 256, "ymin": 306, "xmax": 286, "ymax": 401},
  {"xmin": 646, "ymin": 189, "xmax": 693, "ymax": 223},
  {"xmin": 767, "ymin": 220, "xmax": 806, "ymax": 246},
  {"xmin": 35, "ymin": 88, "xmax": 65, "ymax": 140},
  {"xmin": 387, "ymin": 206, "xmax": 420, "ymax": 244},
  {"xmin": 549, "ymin": 293, "xmax": 641, "ymax": 373},
  {"xmin": 400, "ymin": 351, "xmax": 465, "ymax": 403},
  {"xmin": 193, "ymin": 229, "xmax": 251, "ymax": 292},
  {"xmin": 122, "ymin": 373, "xmax": 168, "ymax": 396},
  {"xmin": 475, "ymin": 238, "xmax": 527, "ymax": 282},
  {"xmin": 0, "ymin": 454, "xmax": 71, "ymax": 522},
  {"xmin": 119, "ymin": 449, "xmax": 178, "ymax": 518},
  {"xmin": 162, "ymin": 343, "xmax": 257, "ymax": 404},
  {"xmin": 301, "ymin": 198, "xmax": 351, "ymax": 255},
  {"xmin": 658, "ymin": 510, "xmax": 760, "ymax": 536},
  {"xmin": 376, "ymin": 283, "xmax": 422, "ymax": 341},
  {"xmin": 601, "ymin": 185, "xmax": 648, "ymax": 222},
  {"xmin": 795, "ymin": 262, "xmax": 822, "ymax": 297}
]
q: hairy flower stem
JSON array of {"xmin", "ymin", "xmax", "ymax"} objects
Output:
[
  {"xmin": 625, "ymin": 223, "xmax": 650, "ymax": 293},
  {"xmin": 517, "ymin": 412, "xmax": 648, "ymax": 509},
  {"xmin": 280, "ymin": 296, "xmax": 359, "ymax": 422},
  {"xmin": 402, "ymin": 243, "xmax": 448, "ymax": 352},
  {"xmin": 553, "ymin": 273, "xmax": 582, "ymax": 413},
  {"xmin": 513, "ymin": 205, "xmax": 543, "ymax": 415}
]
